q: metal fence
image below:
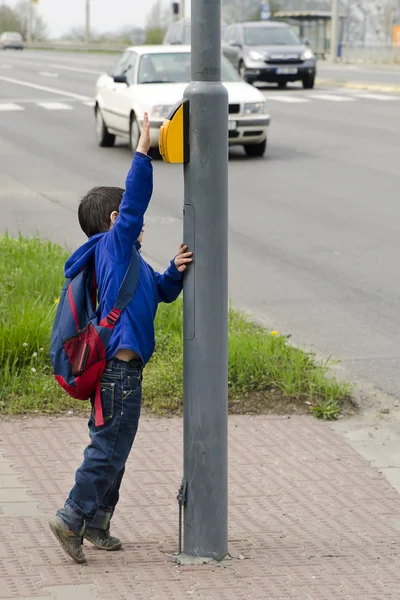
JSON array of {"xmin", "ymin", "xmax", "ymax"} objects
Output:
[{"xmin": 340, "ymin": 43, "xmax": 400, "ymax": 64}]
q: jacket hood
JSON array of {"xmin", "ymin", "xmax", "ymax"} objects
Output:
[
  {"xmin": 64, "ymin": 234, "xmax": 141, "ymax": 279},
  {"xmin": 64, "ymin": 233, "xmax": 105, "ymax": 278}
]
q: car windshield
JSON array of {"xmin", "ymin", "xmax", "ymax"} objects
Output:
[
  {"xmin": 244, "ymin": 26, "xmax": 301, "ymax": 46},
  {"xmin": 3, "ymin": 32, "xmax": 22, "ymax": 40},
  {"xmin": 137, "ymin": 52, "xmax": 240, "ymax": 84}
]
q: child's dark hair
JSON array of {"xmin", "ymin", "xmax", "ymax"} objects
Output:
[{"xmin": 78, "ymin": 187, "xmax": 125, "ymax": 238}]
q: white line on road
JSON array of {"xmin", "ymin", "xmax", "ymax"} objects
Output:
[
  {"xmin": 0, "ymin": 64, "xmax": 12, "ymax": 69},
  {"xmin": 49, "ymin": 63, "xmax": 104, "ymax": 76},
  {"xmin": 308, "ymin": 94, "xmax": 357, "ymax": 102},
  {"xmin": 39, "ymin": 71, "xmax": 60, "ymax": 78},
  {"xmin": 356, "ymin": 93, "xmax": 399, "ymax": 101},
  {"xmin": 0, "ymin": 103, "xmax": 24, "ymax": 111},
  {"xmin": 265, "ymin": 95, "xmax": 310, "ymax": 103},
  {"xmin": 37, "ymin": 102, "xmax": 73, "ymax": 110},
  {"xmin": 0, "ymin": 75, "xmax": 90, "ymax": 101}
]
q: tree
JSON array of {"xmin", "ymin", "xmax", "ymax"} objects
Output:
[
  {"xmin": 0, "ymin": 5, "xmax": 21, "ymax": 34},
  {"xmin": 0, "ymin": 1, "xmax": 48, "ymax": 41},
  {"xmin": 144, "ymin": 0, "xmax": 170, "ymax": 45},
  {"xmin": 222, "ymin": 0, "xmax": 264, "ymax": 23}
]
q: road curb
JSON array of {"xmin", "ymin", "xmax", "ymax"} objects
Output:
[{"xmin": 317, "ymin": 78, "xmax": 400, "ymax": 94}]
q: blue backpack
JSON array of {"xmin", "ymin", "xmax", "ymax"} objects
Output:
[{"xmin": 50, "ymin": 249, "xmax": 140, "ymax": 426}]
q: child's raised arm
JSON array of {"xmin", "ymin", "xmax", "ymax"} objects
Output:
[{"xmin": 106, "ymin": 114, "xmax": 153, "ymax": 261}]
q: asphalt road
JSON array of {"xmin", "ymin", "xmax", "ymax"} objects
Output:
[{"xmin": 1, "ymin": 51, "xmax": 400, "ymax": 399}]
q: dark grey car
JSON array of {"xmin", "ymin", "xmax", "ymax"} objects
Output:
[
  {"xmin": 163, "ymin": 19, "xmax": 240, "ymax": 71},
  {"xmin": 223, "ymin": 21, "xmax": 316, "ymax": 89}
]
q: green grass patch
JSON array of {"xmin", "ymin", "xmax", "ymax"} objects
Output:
[{"xmin": 0, "ymin": 235, "xmax": 353, "ymax": 420}]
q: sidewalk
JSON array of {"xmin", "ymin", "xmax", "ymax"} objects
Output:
[{"xmin": 1, "ymin": 414, "xmax": 400, "ymax": 600}]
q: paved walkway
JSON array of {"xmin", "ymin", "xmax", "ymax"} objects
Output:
[{"xmin": 1, "ymin": 414, "xmax": 400, "ymax": 600}]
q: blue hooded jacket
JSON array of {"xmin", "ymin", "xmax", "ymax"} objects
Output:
[{"xmin": 64, "ymin": 152, "xmax": 183, "ymax": 364}]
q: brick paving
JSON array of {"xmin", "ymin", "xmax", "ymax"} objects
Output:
[{"xmin": 0, "ymin": 414, "xmax": 400, "ymax": 599}]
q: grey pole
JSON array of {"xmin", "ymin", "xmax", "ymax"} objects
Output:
[
  {"xmin": 330, "ymin": 0, "xmax": 339, "ymax": 63},
  {"xmin": 85, "ymin": 0, "xmax": 90, "ymax": 45},
  {"xmin": 181, "ymin": 0, "xmax": 229, "ymax": 561},
  {"xmin": 27, "ymin": 0, "xmax": 33, "ymax": 44}
]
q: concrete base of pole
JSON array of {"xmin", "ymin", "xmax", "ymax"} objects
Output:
[{"xmin": 174, "ymin": 553, "xmax": 230, "ymax": 565}]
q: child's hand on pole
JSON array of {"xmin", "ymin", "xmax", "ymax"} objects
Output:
[
  {"xmin": 137, "ymin": 113, "xmax": 151, "ymax": 155},
  {"xmin": 174, "ymin": 244, "xmax": 193, "ymax": 273}
]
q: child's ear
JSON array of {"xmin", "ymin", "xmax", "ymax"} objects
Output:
[{"xmin": 109, "ymin": 211, "xmax": 119, "ymax": 228}]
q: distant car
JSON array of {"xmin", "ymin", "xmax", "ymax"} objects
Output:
[
  {"xmin": 223, "ymin": 21, "xmax": 316, "ymax": 89},
  {"xmin": 163, "ymin": 19, "xmax": 240, "ymax": 71},
  {"xmin": 0, "ymin": 32, "xmax": 24, "ymax": 50},
  {"xmin": 95, "ymin": 45, "xmax": 271, "ymax": 158}
]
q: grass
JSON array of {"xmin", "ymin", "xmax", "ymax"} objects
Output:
[{"xmin": 0, "ymin": 235, "xmax": 353, "ymax": 420}]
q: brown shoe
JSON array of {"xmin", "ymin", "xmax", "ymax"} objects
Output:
[
  {"xmin": 49, "ymin": 517, "xmax": 86, "ymax": 564},
  {"xmin": 84, "ymin": 527, "xmax": 122, "ymax": 551}
]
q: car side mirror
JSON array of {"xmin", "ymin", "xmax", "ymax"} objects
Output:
[
  {"xmin": 113, "ymin": 74, "xmax": 128, "ymax": 84},
  {"xmin": 303, "ymin": 38, "xmax": 310, "ymax": 46}
]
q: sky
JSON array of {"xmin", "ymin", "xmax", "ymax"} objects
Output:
[{"xmin": 6, "ymin": 0, "xmax": 189, "ymax": 38}]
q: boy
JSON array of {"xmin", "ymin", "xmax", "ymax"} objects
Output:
[{"xmin": 49, "ymin": 113, "xmax": 192, "ymax": 564}]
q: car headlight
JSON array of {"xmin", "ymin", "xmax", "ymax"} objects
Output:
[
  {"xmin": 244, "ymin": 102, "xmax": 266, "ymax": 115},
  {"xmin": 151, "ymin": 105, "xmax": 173, "ymax": 119},
  {"xmin": 301, "ymin": 50, "xmax": 315, "ymax": 61},
  {"xmin": 248, "ymin": 51, "xmax": 264, "ymax": 61}
]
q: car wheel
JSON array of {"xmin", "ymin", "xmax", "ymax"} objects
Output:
[
  {"xmin": 277, "ymin": 81, "xmax": 287, "ymax": 89},
  {"xmin": 303, "ymin": 75, "xmax": 315, "ymax": 89},
  {"xmin": 244, "ymin": 139, "xmax": 267, "ymax": 158},
  {"xmin": 95, "ymin": 107, "xmax": 115, "ymax": 148},
  {"xmin": 130, "ymin": 114, "xmax": 140, "ymax": 152}
]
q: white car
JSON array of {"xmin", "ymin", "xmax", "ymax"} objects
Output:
[{"xmin": 95, "ymin": 45, "xmax": 271, "ymax": 158}]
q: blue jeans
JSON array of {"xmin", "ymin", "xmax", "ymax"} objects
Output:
[{"xmin": 57, "ymin": 357, "xmax": 143, "ymax": 535}]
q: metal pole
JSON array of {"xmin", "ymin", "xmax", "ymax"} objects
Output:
[
  {"xmin": 181, "ymin": 0, "xmax": 185, "ymax": 20},
  {"xmin": 330, "ymin": 0, "xmax": 339, "ymax": 62},
  {"xmin": 182, "ymin": 0, "xmax": 229, "ymax": 561},
  {"xmin": 85, "ymin": 0, "xmax": 90, "ymax": 44},
  {"xmin": 26, "ymin": 0, "xmax": 33, "ymax": 44}
]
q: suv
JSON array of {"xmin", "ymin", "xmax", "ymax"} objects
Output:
[
  {"xmin": 223, "ymin": 21, "xmax": 316, "ymax": 89},
  {"xmin": 163, "ymin": 19, "xmax": 240, "ymax": 71},
  {"xmin": 0, "ymin": 32, "xmax": 24, "ymax": 50}
]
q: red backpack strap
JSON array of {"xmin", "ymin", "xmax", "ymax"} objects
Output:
[{"xmin": 94, "ymin": 380, "xmax": 104, "ymax": 427}]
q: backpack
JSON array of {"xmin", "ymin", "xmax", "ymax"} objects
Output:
[{"xmin": 50, "ymin": 248, "xmax": 140, "ymax": 427}]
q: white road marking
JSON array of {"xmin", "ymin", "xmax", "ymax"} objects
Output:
[
  {"xmin": 265, "ymin": 95, "xmax": 310, "ymax": 103},
  {"xmin": 0, "ymin": 103, "xmax": 25, "ymax": 111},
  {"xmin": 0, "ymin": 75, "xmax": 90, "ymax": 100},
  {"xmin": 356, "ymin": 93, "xmax": 399, "ymax": 101},
  {"xmin": 39, "ymin": 71, "xmax": 59, "ymax": 78},
  {"xmin": 0, "ymin": 64, "xmax": 12, "ymax": 69},
  {"xmin": 308, "ymin": 94, "xmax": 357, "ymax": 102},
  {"xmin": 83, "ymin": 100, "xmax": 96, "ymax": 107},
  {"xmin": 49, "ymin": 63, "xmax": 103, "ymax": 76},
  {"xmin": 37, "ymin": 102, "xmax": 73, "ymax": 110}
]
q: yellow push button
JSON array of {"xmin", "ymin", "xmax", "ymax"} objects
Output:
[{"xmin": 159, "ymin": 99, "xmax": 189, "ymax": 164}]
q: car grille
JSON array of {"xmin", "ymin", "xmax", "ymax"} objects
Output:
[
  {"xmin": 229, "ymin": 104, "xmax": 240, "ymax": 114},
  {"xmin": 265, "ymin": 55, "xmax": 303, "ymax": 64}
]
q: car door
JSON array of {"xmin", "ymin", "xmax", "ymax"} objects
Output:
[
  {"xmin": 109, "ymin": 52, "xmax": 138, "ymax": 134},
  {"xmin": 223, "ymin": 26, "xmax": 240, "ymax": 69},
  {"xmin": 100, "ymin": 52, "xmax": 133, "ymax": 131}
]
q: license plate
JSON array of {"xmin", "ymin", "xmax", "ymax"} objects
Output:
[
  {"xmin": 228, "ymin": 120, "xmax": 237, "ymax": 131},
  {"xmin": 276, "ymin": 67, "xmax": 298, "ymax": 75}
]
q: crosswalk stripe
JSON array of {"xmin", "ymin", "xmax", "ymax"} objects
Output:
[
  {"xmin": 265, "ymin": 95, "xmax": 310, "ymax": 103},
  {"xmin": 308, "ymin": 94, "xmax": 356, "ymax": 102},
  {"xmin": 356, "ymin": 93, "xmax": 399, "ymax": 101},
  {"xmin": 0, "ymin": 103, "xmax": 24, "ymax": 111},
  {"xmin": 37, "ymin": 102, "xmax": 73, "ymax": 110}
]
